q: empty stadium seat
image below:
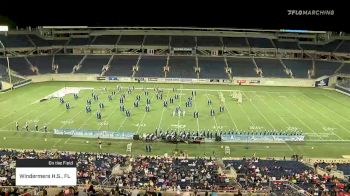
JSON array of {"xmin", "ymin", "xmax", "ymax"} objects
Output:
[
  {"xmin": 27, "ymin": 56, "xmax": 54, "ymax": 74},
  {"xmin": 8, "ymin": 57, "xmax": 34, "ymax": 75},
  {"xmin": 144, "ymin": 35, "xmax": 169, "ymax": 46},
  {"xmin": 282, "ymin": 59, "xmax": 312, "ymax": 78},
  {"xmin": 222, "ymin": 37, "xmax": 248, "ymax": 48},
  {"xmin": 77, "ymin": 55, "xmax": 110, "ymax": 74},
  {"xmin": 118, "ymin": 35, "xmax": 144, "ymax": 46},
  {"xmin": 54, "ymin": 55, "xmax": 84, "ymax": 73},
  {"xmin": 167, "ymin": 56, "xmax": 196, "ymax": 78},
  {"xmin": 247, "ymin": 38, "xmax": 274, "ymax": 48},
  {"xmin": 106, "ymin": 55, "xmax": 137, "ymax": 76},
  {"xmin": 254, "ymin": 58, "xmax": 288, "ymax": 78},
  {"xmin": 314, "ymin": 60, "xmax": 342, "ymax": 77},
  {"xmin": 226, "ymin": 57, "xmax": 258, "ymax": 77},
  {"xmin": 197, "ymin": 36, "xmax": 222, "ymax": 47},
  {"xmin": 0, "ymin": 35, "xmax": 34, "ymax": 48},
  {"xmin": 198, "ymin": 57, "xmax": 227, "ymax": 79},
  {"xmin": 336, "ymin": 40, "xmax": 350, "ymax": 53},
  {"xmin": 91, "ymin": 35, "xmax": 120, "ymax": 45},
  {"xmin": 171, "ymin": 36, "xmax": 195, "ymax": 48},
  {"xmin": 135, "ymin": 56, "xmax": 166, "ymax": 77}
]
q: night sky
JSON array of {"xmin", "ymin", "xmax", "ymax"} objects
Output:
[{"xmin": 0, "ymin": 1, "xmax": 346, "ymax": 32}]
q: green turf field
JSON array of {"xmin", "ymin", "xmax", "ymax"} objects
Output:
[{"xmin": 0, "ymin": 81, "xmax": 350, "ymax": 158}]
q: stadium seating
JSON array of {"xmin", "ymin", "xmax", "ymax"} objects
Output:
[
  {"xmin": 300, "ymin": 43, "xmax": 320, "ymax": 51},
  {"xmin": 337, "ymin": 80, "xmax": 350, "ymax": 90},
  {"xmin": 196, "ymin": 36, "xmax": 222, "ymax": 47},
  {"xmin": 118, "ymin": 35, "xmax": 144, "ymax": 46},
  {"xmin": 223, "ymin": 158, "xmax": 326, "ymax": 194},
  {"xmin": 77, "ymin": 55, "xmax": 110, "ymax": 74},
  {"xmin": 67, "ymin": 38, "xmax": 92, "ymax": 46},
  {"xmin": 144, "ymin": 35, "xmax": 169, "ymax": 46},
  {"xmin": 90, "ymin": 35, "xmax": 120, "ymax": 45},
  {"xmin": 167, "ymin": 56, "xmax": 196, "ymax": 78},
  {"xmin": 171, "ymin": 36, "xmax": 195, "ymax": 48},
  {"xmin": 320, "ymin": 40, "xmax": 342, "ymax": 52},
  {"xmin": 222, "ymin": 37, "xmax": 248, "ymax": 48},
  {"xmin": 106, "ymin": 55, "xmax": 138, "ymax": 76},
  {"xmin": 226, "ymin": 57, "xmax": 258, "ymax": 77},
  {"xmin": 0, "ymin": 35, "xmax": 34, "ymax": 48},
  {"xmin": 274, "ymin": 40, "xmax": 300, "ymax": 50},
  {"xmin": 282, "ymin": 59, "xmax": 312, "ymax": 78},
  {"xmin": 0, "ymin": 59, "xmax": 7, "ymax": 73},
  {"xmin": 135, "ymin": 56, "xmax": 166, "ymax": 77},
  {"xmin": 336, "ymin": 40, "xmax": 350, "ymax": 53},
  {"xmin": 27, "ymin": 56, "xmax": 53, "ymax": 74},
  {"xmin": 198, "ymin": 57, "xmax": 227, "ymax": 79},
  {"xmin": 27, "ymin": 35, "xmax": 68, "ymax": 47},
  {"xmin": 8, "ymin": 57, "xmax": 35, "ymax": 75},
  {"xmin": 300, "ymin": 40, "xmax": 343, "ymax": 52},
  {"xmin": 28, "ymin": 34, "xmax": 51, "ymax": 47},
  {"xmin": 54, "ymin": 55, "xmax": 84, "ymax": 73},
  {"xmin": 126, "ymin": 156, "xmax": 232, "ymax": 190},
  {"xmin": 337, "ymin": 63, "xmax": 350, "ymax": 74},
  {"xmin": 247, "ymin": 38, "xmax": 274, "ymax": 48},
  {"xmin": 317, "ymin": 162, "xmax": 350, "ymax": 176},
  {"xmin": 314, "ymin": 60, "xmax": 342, "ymax": 78},
  {"xmin": 254, "ymin": 58, "xmax": 288, "ymax": 78}
]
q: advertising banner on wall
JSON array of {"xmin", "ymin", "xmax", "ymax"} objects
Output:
[
  {"xmin": 249, "ymin": 80, "xmax": 261, "ymax": 84},
  {"xmin": 236, "ymin": 80, "xmax": 246, "ymax": 84},
  {"xmin": 148, "ymin": 78, "xmax": 158, "ymax": 81},
  {"xmin": 108, "ymin": 76, "xmax": 118, "ymax": 81},
  {"xmin": 97, "ymin": 76, "xmax": 106, "ymax": 80}
]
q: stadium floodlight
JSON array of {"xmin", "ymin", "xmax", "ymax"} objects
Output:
[{"xmin": 0, "ymin": 26, "xmax": 8, "ymax": 32}]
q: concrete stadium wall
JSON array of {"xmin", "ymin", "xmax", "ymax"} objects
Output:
[
  {"xmin": 28, "ymin": 74, "xmax": 99, "ymax": 82},
  {"xmin": 0, "ymin": 81, "xmax": 13, "ymax": 90},
  {"xmin": 27, "ymin": 74, "xmax": 316, "ymax": 87}
]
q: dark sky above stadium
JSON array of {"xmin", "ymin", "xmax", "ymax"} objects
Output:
[{"xmin": 0, "ymin": 1, "xmax": 346, "ymax": 32}]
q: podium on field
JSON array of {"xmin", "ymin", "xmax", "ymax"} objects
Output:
[
  {"xmin": 126, "ymin": 143, "xmax": 132, "ymax": 153},
  {"xmin": 225, "ymin": 146, "xmax": 230, "ymax": 155}
]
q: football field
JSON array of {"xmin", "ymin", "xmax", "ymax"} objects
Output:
[{"xmin": 0, "ymin": 81, "xmax": 350, "ymax": 158}]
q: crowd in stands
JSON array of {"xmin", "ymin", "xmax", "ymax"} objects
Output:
[
  {"xmin": 224, "ymin": 157, "xmax": 350, "ymax": 195},
  {"xmin": 2, "ymin": 149, "xmax": 350, "ymax": 195},
  {"xmin": 338, "ymin": 79, "xmax": 350, "ymax": 90}
]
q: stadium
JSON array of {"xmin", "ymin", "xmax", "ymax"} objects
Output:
[{"xmin": 0, "ymin": 24, "xmax": 350, "ymax": 195}]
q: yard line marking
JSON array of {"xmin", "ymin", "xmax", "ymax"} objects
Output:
[
  {"xmin": 321, "ymin": 93, "xmax": 350, "ymax": 109},
  {"xmin": 252, "ymin": 92, "xmax": 291, "ymax": 129},
  {"xmin": 285, "ymin": 142, "xmax": 294, "ymax": 152},
  {"xmin": 291, "ymin": 95, "xmax": 347, "ymax": 139},
  {"xmin": 217, "ymin": 91, "xmax": 237, "ymax": 130},
  {"xmin": 241, "ymin": 92, "xmax": 275, "ymax": 130},
  {"xmin": 0, "ymin": 85, "xmax": 50, "ymax": 119},
  {"xmin": 229, "ymin": 92, "xmax": 255, "ymax": 127},
  {"xmin": 52, "ymin": 138, "xmax": 64, "ymax": 148},
  {"xmin": 1, "ymin": 102, "xmax": 62, "ymax": 131},
  {"xmin": 135, "ymin": 90, "xmax": 157, "ymax": 134},
  {"xmin": 266, "ymin": 92, "xmax": 322, "ymax": 139},
  {"xmin": 116, "ymin": 88, "xmax": 154, "ymax": 132},
  {"xmin": 193, "ymin": 91, "xmax": 200, "ymax": 131},
  {"xmin": 177, "ymin": 85, "xmax": 184, "ymax": 132},
  {"xmin": 205, "ymin": 90, "xmax": 218, "ymax": 129},
  {"xmin": 156, "ymin": 90, "xmax": 171, "ymax": 130},
  {"xmin": 301, "ymin": 93, "xmax": 350, "ymax": 125}
]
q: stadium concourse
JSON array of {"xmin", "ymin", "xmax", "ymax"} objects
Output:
[{"xmin": 1, "ymin": 27, "xmax": 350, "ymax": 195}]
